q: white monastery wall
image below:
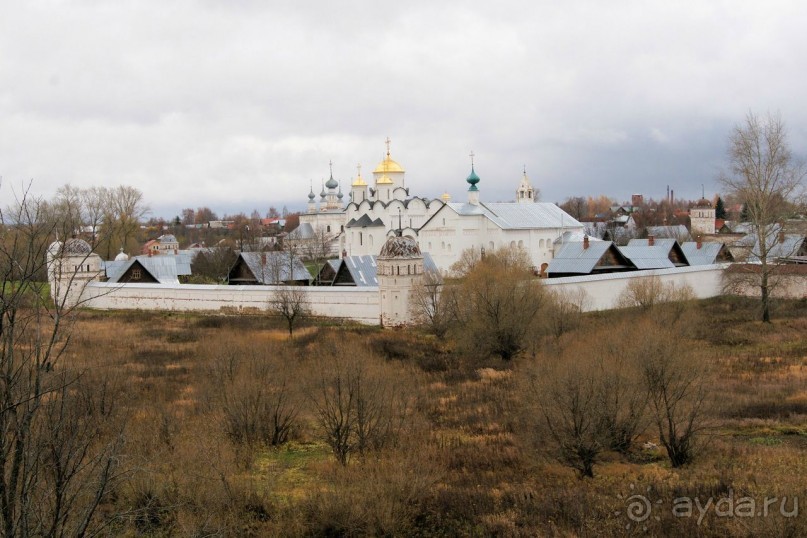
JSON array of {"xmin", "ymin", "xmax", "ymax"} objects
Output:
[
  {"xmin": 542, "ymin": 264, "xmax": 728, "ymax": 310},
  {"xmin": 71, "ymin": 265, "xmax": 729, "ymax": 324},
  {"xmin": 79, "ymin": 282, "xmax": 381, "ymax": 324}
]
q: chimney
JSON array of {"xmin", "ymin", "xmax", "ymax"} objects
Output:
[
  {"xmin": 648, "ymin": 234, "xmax": 655, "ymax": 247},
  {"xmin": 261, "ymin": 253, "xmax": 267, "ymax": 266},
  {"xmin": 583, "ymin": 235, "xmax": 590, "ymax": 249},
  {"xmin": 696, "ymin": 236, "xmax": 702, "ymax": 249},
  {"xmin": 778, "ymin": 230, "xmax": 786, "ymax": 244}
]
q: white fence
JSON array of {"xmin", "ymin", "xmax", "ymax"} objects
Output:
[
  {"xmin": 542, "ymin": 264, "xmax": 728, "ymax": 311},
  {"xmin": 75, "ymin": 265, "xmax": 729, "ymax": 324},
  {"xmin": 80, "ymin": 282, "xmax": 381, "ymax": 324}
]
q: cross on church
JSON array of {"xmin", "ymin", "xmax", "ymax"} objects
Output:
[
  {"xmin": 329, "ymin": 160, "xmax": 333, "ymax": 176},
  {"xmin": 469, "ymin": 151, "xmax": 475, "ymax": 167},
  {"xmin": 385, "ymin": 137, "xmax": 391, "ymax": 156},
  {"xmin": 357, "ymin": 163, "xmax": 361, "ymax": 176}
]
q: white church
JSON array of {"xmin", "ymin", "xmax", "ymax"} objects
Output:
[{"xmin": 297, "ymin": 140, "xmax": 585, "ymax": 273}]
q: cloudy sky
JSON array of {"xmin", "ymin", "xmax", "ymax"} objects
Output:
[{"xmin": 2, "ymin": 0, "xmax": 806, "ymax": 218}]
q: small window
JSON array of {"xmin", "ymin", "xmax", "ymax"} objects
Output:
[
  {"xmin": 131, "ymin": 269, "xmax": 141, "ymax": 280},
  {"xmin": 327, "ymin": 225, "xmax": 331, "ymax": 232}
]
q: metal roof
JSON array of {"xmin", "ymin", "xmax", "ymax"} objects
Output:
[
  {"xmin": 546, "ymin": 241, "xmax": 616, "ymax": 274},
  {"xmin": 286, "ymin": 222, "xmax": 316, "ymax": 240},
  {"xmin": 627, "ymin": 238, "xmax": 678, "ymax": 250},
  {"xmin": 747, "ymin": 234, "xmax": 806, "ymax": 263},
  {"xmin": 646, "ymin": 225, "xmax": 691, "ymax": 241},
  {"xmin": 346, "ymin": 214, "xmax": 385, "ymax": 228},
  {"xmin": 236, "ymin": 252, "xmax": 312, "ymax": 284},
  {"xmin": 335, "ymin": 253, "xmax": 439, "ymax": 287},
  {"xmin": 445, "ymin": 201, "xmax": 583, "ymax": 230},
  {"xmin": 104, "ymin": 256, "xmax": 182, "ymax": 285},
  {"xmin": 174, "ymin": 251, "xmax": 193, "ymax": 275},
  {"xmin": 680, "ymin": 242, "xmax": 725, "ymax": 266},
  {"xmin": 345, "ymin": 255, "xmax": 378, "ymax": 286},
  {"xmin": 616, "ymin": 245, "xmax": 676, "ymax": 270},
  {"xmin": 554, "ymin": 230, "xmax": 599, "ymax": 245}
]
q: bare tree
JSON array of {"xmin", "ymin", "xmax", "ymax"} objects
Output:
[
  {"xmin": 542, "ymin": 287, "xmax": 588, "ymax": 343},
  {"xmin": 408, "ymin": 269, "xmax": 454, "ymax": 337},
  {"xmin": 214, "ymin": 351, "xmax": 300, "ymax": 449},
  {"xmin": 100, "ymin": 185, "xmax": 150, "ymax": 259},
  {"xmin": 302, "ymin": 226, "xmax": 335, "ymax": 284},
  {"xmin": 190, "ymin": 246, "xmax": 238, "ymax": 284},
  {"xmin": 594, "ymin": 326, "xmax": 651, "ymax": 454},
  {"xmin": 269, "ymin": 285, "xmax": 310, "ymax": 336},
  {"xmin": 559, "ymin": 196, "xmax": 588, "ymax": 220},
  {"xmin": 616, "ymin": 275, "xmax": 694, "ymax": 311},
  {"xmin": 0, "ymin": 185, "xmax": 123, "ymax": 537},
  {"xmin": 527, "ymin": 346, "xmax": 606, "ymax": 478},
  {"xmin": 310, "ymin": 349, "xmax": 409, "ymax": 465},
  {"xmin": 452, "ymin": 246, "xmax": 545, "ymax": 360},
  {"xmin": 720, "ymin": 112, "xmax": 806, "ymax": 322},
  {"xmin": 638, "ymin": 320, "xmax": 711, "ymax": 467},
  {"xmin": 81, "ymin": 186, "xmax": 108, "ymax": 245}
]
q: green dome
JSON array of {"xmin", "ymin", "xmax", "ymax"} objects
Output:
[
  {"xmin": 325, "ymin": 173, "xmax": 338, "ymax": 190},
  {"xmin": 466, "ymin": 165, "xmax": 480, "ymax": 192}
]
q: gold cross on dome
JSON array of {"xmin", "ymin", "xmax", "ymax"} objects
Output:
[
  {"xmin": 385, "ymin": 137, "xmax": 391, "ymax": 156},
  {"xmin": 357, "ymin": 163, "xmax": 361, "ymax": 176}
]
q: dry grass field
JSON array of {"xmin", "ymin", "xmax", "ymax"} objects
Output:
[{"xmin": 59, "ymin": 296, "xmax": 806, "ymax": 536}]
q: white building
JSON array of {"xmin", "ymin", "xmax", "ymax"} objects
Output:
[
  {"xmin": 299, "ymin": 140, "xmax": 584, "ymax": 273},
  {"xmin": 690, "ymin": 198, "xmax": 716, "ymax": 236}
]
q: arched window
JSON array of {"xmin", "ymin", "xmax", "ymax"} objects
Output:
[
  {"xmin": 359, "ymin": 232, "xmax": 363, "ymax": 246},
  {"xmin": 510, "ymin": 241, "xmax": 516, "ymax": 248},
  {"xmin": 441, "ymin": 241, "xmax": 445, "ymax": 250},
  {"xmin": 448, "ymin": 243, "xmax": 452, "ymax": 252},
  {"xmin": 518, "ymin": 240, "xmax": 524, "ymax": 247},
  {"xmin": 326, "ymin": 225, "xmax": 331, "ymax": 232},
  {"xmin": 539, "ymin": 239, "xmax": 545, "ymax": 248},
  {"xmin": 369, "ymin": 235, "xmax": 374, "ymax": 247}
]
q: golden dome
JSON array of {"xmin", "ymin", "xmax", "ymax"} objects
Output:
[
  {"xmin": 352, "ymin": 173, "xmax": 367, "ymax": 186},
  {"xmin": 376, "ymin": 174, "xmax": 394, "ymax": 185},
  {"xmin": 373, "ymin": 156, "xmax": 405, "ymax": 174},
  {"xmin": 441, "ymin": 192, "xmax": 451, "ymax": 202}
]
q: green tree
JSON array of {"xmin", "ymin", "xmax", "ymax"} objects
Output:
[{"xmin": 714, "ymin": 196, "xmax": 727, "ymax": 219}]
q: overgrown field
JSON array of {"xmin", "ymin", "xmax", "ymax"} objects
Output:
[{"xmin": 62, "ymin": 297, "xmax": 806, "ymax": 536}]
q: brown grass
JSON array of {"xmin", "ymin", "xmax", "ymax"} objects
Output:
[{"xmin": 57, "ymin": 298, "xmax": 807, "ymax": 536}]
